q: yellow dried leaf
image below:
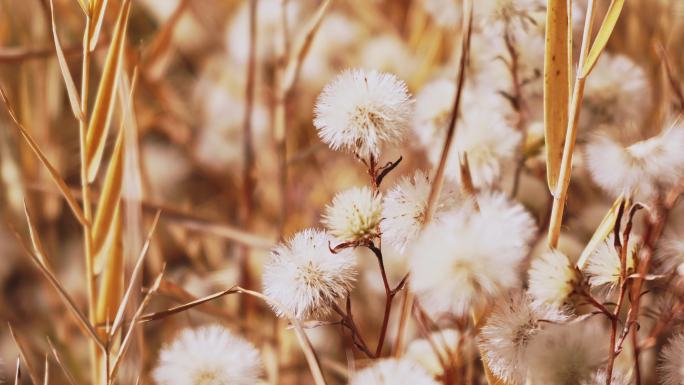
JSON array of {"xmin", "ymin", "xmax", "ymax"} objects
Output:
[
  {"xmin": 95, "ymin": 202, "xmax": 124, "ymax": 325},
  {"xmin": 49, "ymin": 0, "xmax": 84, "ymax": 123},
  {"xmin": 92, "ymin": 125, "xmax": 124, "ymax": 271},
  {"xmin": 543, "ymin": 0, "xmax": 570, "ymax": 193},
  {"xmin": 85, "ymin": 0, "xmax": 131, "ymax": 182},
  {"xmin": 580, "ymin": 0, "xmax": 626, "ymax": 77},
  {"xmin": 576, "ymin": 195, "xmax": 626, "ymax": 269}
]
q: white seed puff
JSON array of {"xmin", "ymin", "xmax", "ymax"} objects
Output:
[
  {"xmin": 479, "ymin": 293, "xmax": 568, "ymax": 385},
  {"xmin": 349, "ymin": 358, "xmax": 440, "ymax": 385},
  {"xmin": 153, "ymin": 325, "xmax": 262, "ymax": 385},
  {"xmin": 323, "ymin": 186, "xmax": 383, "ymax": 243},
  {"xmin": 381, "ymin": 170, "xmax": 458, "ymax": 253},
  {"xmin": 660, "ymin": 333, "xmax": 684, "ymax": 385},
  {"xmin": 263, "ymin": 229, "xmax": 357, "ymax": 319},
  {"xmin": 314, "ymin": 68, "xmax": 413, "ymax": 159},
  {"xmin": 528, "ymin": 249, "xmax": 580, "ymax": 308}
]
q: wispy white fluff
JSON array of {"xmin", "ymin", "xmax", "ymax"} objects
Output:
[
  {"xmin": 323, "ymin": 186, "xmax": 382, "ymax": 242},
  {"xmin": 582, "ymin": 370, "xmax": 633, "ymax": 385},
  {"xmin": 226, "ymin": 0, "xmax": 299, "ymax": 64},
  {"xmin": 657, "ymin": 223, "xmax": 684, "ymax": 276},
  {"xmin": 314, "ymin": 69, "xmax": 413, "ymax": 159},
  {"xmin": 526, "ymin": 319, "xmax": 607, "ymax": 385},
  {"xmin": 381, "ymin": 171, "xmax": 458, "ymax": 253},
  {"xmin": 360, "ymin": 34, "xmax": 416, "ymax": 81},
  {"xmin": 660, "ymin": 333, "xmax": 684, "ymax": 385},
  {"xmin": 413, "ymin": 78, "xmax": 455, "ymax": 149},
  {"xmin": 422, "ymin": 0, "xmax": 461, "ymax": 28},
  {"xmin": 423, "ymin": 86, "xmax": 520, "ymax": 188},
  {"xmin": 479, "ymin": 293, "xmax": 568, "ymax": 385},
  {"xmin": 528, "ymin": 249, "xmax": 579, "ymax": 308},
  {"xmin": 263, "ymin": 229, "xmax": 357, "ymax": 319},
  {"xmin": 406, "ymin": 329, "xmax": 463, "ymax": 377},
  {"xmin": 350, "ymin": 359, "xmax": 439, "ymax": 385},
  {"xmin": 585, "ymin": 124, "xmax": 684, "ymax": 198},
  {"xmin": 153, "ymin": 325, "xmax": 262, "ymax": 385},
  {"xmin": 585, "ymin": 234, "xmax": 638, "ymax": 289},
  {"xmin": 582, "ymin": 54, "xmax": 651, "ymax": 129},
  {"xmin": 409, "ymin": 193, "xmax": 536, "ymax": 316},
  {"xmin": 475, "ymin": 0, "xmax": 545, "ymax": 34}
]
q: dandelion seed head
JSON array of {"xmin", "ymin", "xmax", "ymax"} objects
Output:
[
  {"xmin": 657, "ymin": 224, "xmax": 684, "ymax": 276},
  {"xmin": 410, "ymin": 193, "xmax": 536, "ymax": 316},
  {"xmin": 323, "ymin": 187, "xmax": 382, "ymax": 242},
  {"xmin": 586, "ymin": 124, "xmax": 684, "ymax": 199},
  {"xmin": 413, "ymin": 79, "xmax": 456, "ymax": 149},
  {"xmin": 660, "ymin": 333, "xmax": 684, "ymax": 385},
  {"xmin": 583, "ymin": 54, "xmax": 651, "ymax": 129},
  {"xmin": 526, "ymin": 319, "xmax": 607, "ymax": 385},
  {"xmin": 479, "ymin": 293, "xmax": 568, "ymax": 385},
  {"xmin": 350, "ymin": 359, "xmax": 440, "ymax": 385},
  {"xmin": 528, "ymin": 249, "xmax": 580, "ymax": 307},
  {"xmin": 381, "ymin": 171, "xmax": 458, "ymax": 253},
  {"xmin": 314, "ymin": 69, "xmax": 413, "ymax": 159},
  {"xmin": 263, "ymin": 229, "xmax": 357, "ymax": 319},
  {"xmin": 153, "ymin": 325, "xmax": 262, "ymax": 385},
  {"xmin": 585, "ymin": 234, "xmax": 639, "ymax": 289}
]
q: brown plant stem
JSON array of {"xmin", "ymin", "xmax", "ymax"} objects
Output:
[
  {"xmin": 331, "ymin": 300, "xmax": 374, "ymax": 358},
  {"xmin": 365, "ymin": 243, "xmax": 408, "ymax": 357}
]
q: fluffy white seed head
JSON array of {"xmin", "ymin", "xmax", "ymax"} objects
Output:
[
  {"xmin": 526, "ymin": 319, "xmax": 607, "ymax": 385},
  {"xmin": 153, "ymin": 325, "xmax": 262, "ymax": 385},
  {"xmin": 323, "ymin": 186, "xmax": 382, "ymax": 243},
  {"xmin": 422, "ymin": 0, "xmax": 461, "ymax": 28},
  {"xmin": 423, "ymin": 86, "xmax": 520, "ymax": 188},
  {"xmin": 349, "ymin": 359, "xmax": 439, "ymax": 385},
  {"xmin": 582, "ymin": 370, "xmax": 633, "ymax": 385},
  {"xmin": 585, "ymin": 234, "xmax": 639, "ymax": 289},
  {"xmin": 410, "ymin": 193, "xmax": 536, "ymax": 317},
  {"xmin": 582, "ymin": 54, "xmax": 651, "ymax": 129},
  {"xmin": 263, "ymin": 229, "xmax": 357, "ymax": 319},
  {"xmin": 314, "ymin": 68, "xmax": 413, "ymax": 159},
  {"xmin": 406, "ymin": 329, "xmax": 463, "ymax": 377},
  {"xmin": 659, "ymin": 333, "xmax": 684, "ymax": 385},
  {"xmin": 479, "ymin": 293, "xmax": 568, "ymax": 385},
  {"xmin": 585, "ymin": 124, "xmax": 684, "ymax": 199},
  {"xmin": 381, "ymin": 171, "xmax": 458, "ymax": 253},
  {"xmin": 412, "ymin": 78, "xmax": 456, "ymax": 149},
  {"xmin": 657, "ymin": 225, "xmax": 684, "ymax": 276},
  {"xmin": 528, "ymin": 249, "xmax": 580, "ymax": 308}
]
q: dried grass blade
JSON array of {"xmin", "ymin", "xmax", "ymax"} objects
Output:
[
  {"xmin": 580, "ymin": 0, "xmax": 626, "ymax": 77},
  {"xmin": 8, "ymin": 324, "xmax": 41, "ymax": 385},
  {"xmin": 139, "ymin": 286, "xmax": 238, "ymax": 323},
  {"xmin": 48, "ymin": 0, "xmax": 84, "ymax": 123},
  {"xmin": 109, "ymin": 210, "xmax": 161, "ymax": 338},
  {"xmin": 0, "ymin": 88, "xmax": 87, "ymax": 226},
  {"xmin": 108, "ymin": 270, "xmax": 164, "ymax": 382},
  {"xmin": 46, "ymin": 338, "xmax": 79, "ymax": 385},
  {"xmin": 12, "ymin": 225, "xmax": 104, "ymax": 350},
  {"xmin": 92, "ymin": 124, "xmax": 125, "ymax": 269},
  {"xmin": 543, "ymin": 0, "xmax": 570, "ymax": 193},
  {"xmin": 42, "ymin": 355, "xmax": 48, "ymax": 385},
  {"xmin": 85, "ymin": 0, "xmax": 131, "ymax": 182},
  {"xmin": 88, "ymin": 0, "xmax": 110, "ymax": 52},
  {"xmin": 576, "ymin": 195, "xmax": 626, "ymax": 269},
  {"xmin": 14, "ymin": 357, "xmax": 21, "ymax": 385},
  {"xmin": 95, "ymin": 203, "xmax": 124, "ymax": 330},
  {"xmin": 281, "ymin": 0, "xmax": 332, "ymax": 93}
]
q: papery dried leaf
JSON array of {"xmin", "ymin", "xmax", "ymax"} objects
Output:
[
  {"xmin": 577, "ymin": 195, "xmax": 626, "ymax": 269},
  {"xmin": 580, "ymin": 0, "xmax": 626, "ymax": 77},
  {"xmin": 543, "ymin": 0, "xmax": 570, "ymax": 193},
  {"xmin": 85, "ymin": 0, "xmax": 131, "ymax": 182},
  {"xmin": 48, "ymin": 0, "xmax": 84, "ymax": 123}
]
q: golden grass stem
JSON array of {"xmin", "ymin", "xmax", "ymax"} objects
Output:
[{"xmin": 547, "ymin": 0, "xmax": 597, "ymax": 248}]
